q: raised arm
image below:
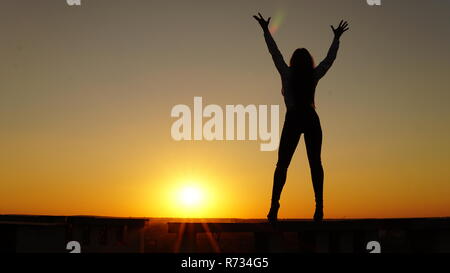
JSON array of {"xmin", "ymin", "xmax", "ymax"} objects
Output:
[
  {"xmin": 315, "ymin": 20, "xmax": 349, "ymax": 80},
  {"xmin": 253, "ymin": 13, "xmax": 288, "ymax": 76}
]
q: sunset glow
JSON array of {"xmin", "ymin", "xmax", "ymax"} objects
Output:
[{"xmin": 1, "ymin": 1, "xmax": 450, "ymax": 220}]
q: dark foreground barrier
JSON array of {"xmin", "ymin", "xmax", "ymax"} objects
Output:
[
  {"xmin": 168, "ymin": 218, "xmax": 450, "ymax": 253},
  {"xmin": 0, "ymin": 215, "xmax": 148, "ymax": 253}
]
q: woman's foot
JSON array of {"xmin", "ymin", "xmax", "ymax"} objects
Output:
[
  {"xmin": 267, "ymin": 202, "xmax": 280, "ymax": 223},
  {"xmin": 313, "ymin": 205, "xmax": 323, "ymax": 222}
]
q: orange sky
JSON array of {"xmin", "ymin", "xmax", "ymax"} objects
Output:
[{"xmin": 1, "ymin": 0, "xmax": 449, "ymax": 219}]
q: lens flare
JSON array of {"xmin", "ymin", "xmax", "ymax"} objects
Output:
[{"xmin": 269, "ymin": 9, "xmax": 285, "ymax": 34}]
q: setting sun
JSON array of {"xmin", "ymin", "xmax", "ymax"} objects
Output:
[
  {"xmin": 161, "ymin": 177, "xmax": 220, "ymax": 218},
  {"xmin": 179, "ymin": 186, "xmax": 203, "ymax": 206}
]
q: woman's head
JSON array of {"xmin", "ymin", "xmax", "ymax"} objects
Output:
[
  {"xmin": 289, "ymin": 48, "xmax": 317, "ymax": 107},
  {"xmin": 290, "ymin": 48, "xmax": 315, "ymax": 71}
]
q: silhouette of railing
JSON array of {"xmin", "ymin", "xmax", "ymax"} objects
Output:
[{"xmin": 168, "ymin": 218, "xmax": 450, "ymax": 253}]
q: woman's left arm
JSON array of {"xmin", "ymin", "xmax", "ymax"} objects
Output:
[{"xmin": 315, "ymin": 20, "xmax": 349, "ymax": 80}]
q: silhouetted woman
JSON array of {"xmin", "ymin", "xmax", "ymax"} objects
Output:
[{"xmin": 253, "ymin": 13, "xmax": 349, "ymax": 222}]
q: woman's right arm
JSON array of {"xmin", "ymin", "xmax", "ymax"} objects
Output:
[{"xmin": 253, "ymin": 13, "xmax": 288, "ymax": 76}]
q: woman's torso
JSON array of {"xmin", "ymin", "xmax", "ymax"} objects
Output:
[{"xmin": 281, "ymin": 68, "xmax": 320, "ymax": 111}]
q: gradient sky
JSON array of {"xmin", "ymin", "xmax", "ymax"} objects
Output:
[{"xmin": 1, "ymin": 0, "xmax": 449, "ymax": 218}]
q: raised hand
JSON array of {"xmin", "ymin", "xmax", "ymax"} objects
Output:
[
  {"xmin": 331, "ymin": 20, "xmax": 349, "ymax": 39},
  {"xmin": 253, "ymin": 12, "xmax": 271, "ymax": 31}
]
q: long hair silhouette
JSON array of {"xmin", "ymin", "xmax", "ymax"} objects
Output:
[{"xmin": 290, "ymin": 48, "xmax": 317, "ymax": 108}]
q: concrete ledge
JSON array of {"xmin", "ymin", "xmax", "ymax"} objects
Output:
[{"xmin": 168, "ymin": 218, "xmax": 450, "ymax": 253}]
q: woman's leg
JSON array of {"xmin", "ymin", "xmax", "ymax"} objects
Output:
[
  {"xmin": 269, "ymin": 114, "xmax": 301, "ymax": 215},
  {"xmin": 304, "ymin": 112, "xmax": 324, "ymax": 220}
]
